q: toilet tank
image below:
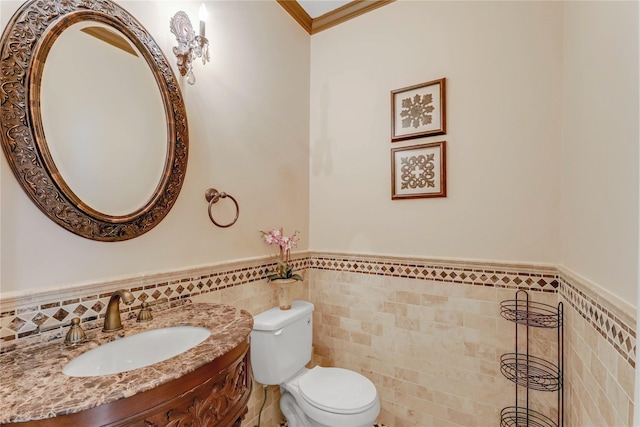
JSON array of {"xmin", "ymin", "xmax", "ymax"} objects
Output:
[{"xmin": 250, "ymin": 300, "xmax": 314, "ymax": 385}]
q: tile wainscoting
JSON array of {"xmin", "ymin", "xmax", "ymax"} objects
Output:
[
  {"xmin": 559, "ymin": 268, "xmax": 635, "ymax": 426},
  {"xmin": 0, "ymin": 257, "xmax": 309, "ymax": 345},
  {"xmin": 0, "ymin": 253, "xmax": 635, "ymax": 426}
]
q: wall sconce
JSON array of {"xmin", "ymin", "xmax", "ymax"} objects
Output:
[{"xmin": 170, "ymin": 4, "xmax": 210, "ymax": 85}]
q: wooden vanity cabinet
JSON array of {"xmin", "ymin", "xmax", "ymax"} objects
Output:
[{"xmin": 7, "ymin": 338, "xmax": 251, "ymax": 427}]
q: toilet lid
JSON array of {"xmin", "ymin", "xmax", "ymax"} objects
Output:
[{"xmin": 299, "ymin": 367, "xmax": 378, "ymax": 414}]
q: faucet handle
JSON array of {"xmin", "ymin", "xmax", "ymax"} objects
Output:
[
  {"xmin": 136, "ymin": 303, "xmax": 153, "ymax": 322},
  {"xmin": 64, "ymin": 317, "xmax": 86, "ymax": 345},
  {"xmin": 136, "ymin": 298, "xmax": 169, "ymax": 323}
]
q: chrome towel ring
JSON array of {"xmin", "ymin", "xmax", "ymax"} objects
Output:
[{"xmin": 204, "ymin": 188, "xmax": 239, "ymax": 228}]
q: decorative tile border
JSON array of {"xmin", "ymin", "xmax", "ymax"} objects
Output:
[
  {"xmin": 559, "ymin": 272, "xmax": 636, "ymax": 367},
  {"xmin": 309, "ymin": 253, "xmax": 636, "ymax": 368},
  {"xmin": 309, "ymin": 253, "xmax": 559, "ymax": 292},
  {"xmin": 0, "ymin": 257, "xmax": 308, "ymax": 349},
  {"xmin": 0, "ymin": 252, "xmax": 635, "ymax": 369}
]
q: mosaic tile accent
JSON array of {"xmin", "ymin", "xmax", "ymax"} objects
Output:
[
  {"xmin": 0, "ymin": 252, "xmax": 635, "ymax": 372},
  {"xmin": 559, "ymin": 273, "xmax": 636, "ymax": 367},
  {"xmin": 0, "ymin": 257, "xmax": 309, "ymax": 347},
  {"xmin": 310, "ymin": 253, "xmax": 636, "ymax": 370},
  {"xmin": 310, "ymin": 254, "xmax": 559, "ymax": 292}
]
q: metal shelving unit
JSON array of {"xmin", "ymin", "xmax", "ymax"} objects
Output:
[{"xmin": 499, "ymin": 290, "xmax": 563, "ymax": 427}]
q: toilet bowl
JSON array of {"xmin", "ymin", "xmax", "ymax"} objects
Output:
[
  {"xmin": 250, "ymin": 301, "xmax": 381, "ymax": 427},
  {"xmin": 280, "ymin": 366, "xmax": 380, "ymax": 427}
]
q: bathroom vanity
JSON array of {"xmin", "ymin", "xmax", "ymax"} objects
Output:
[{"xmin": 0, "ymin": 303, "xmax": 253, "ymax": 426}]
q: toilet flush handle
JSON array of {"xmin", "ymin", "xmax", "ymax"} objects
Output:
[{"xmin": 274, "ymin": 328, "xmax": 284, "ymax": 336}]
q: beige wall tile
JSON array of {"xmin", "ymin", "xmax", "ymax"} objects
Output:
[
  {"xmin": 2, "ymin": 255, "xmax": 633, "ymax": 427},
  {"xmin": 307, "ymin": 263, "xmax": 634, "ymax": 427},
  {"xmin": 562, "ymin": 295, "xmax": 634, "ymax": 427},
  {"xmin": 617, "ymin": 352, "xmax": 635, "ymax": 400}
]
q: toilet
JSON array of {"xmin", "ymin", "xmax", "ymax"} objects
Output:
[{"xmin": 251, "ymin": 300, "xmax": 380, "ymax": 427}]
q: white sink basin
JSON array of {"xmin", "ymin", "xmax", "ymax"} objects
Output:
[{"xmin": 63, "ymin": 326, "xmax": 211, "ymax": 377}]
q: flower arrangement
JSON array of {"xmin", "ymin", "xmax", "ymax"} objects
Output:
[{"xmin": 261, "ymin": 227, "xmax": 303, "ymax": 281}]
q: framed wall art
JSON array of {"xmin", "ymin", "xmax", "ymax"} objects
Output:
[
  {"xmin": 391, "ymin": 141, "xmax": 446, "ymax": 200},
  {"xmin": 391, "ymin": 78, "xmax": 446, "ymax": 142}
]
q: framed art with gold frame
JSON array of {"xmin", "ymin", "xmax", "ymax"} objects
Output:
[
  {"xmin": 391, "ymin": 78, "xmax": 446, "ymax": 142},
  {"xmin": 391, "ymin": 141, "xmax": 446, "ymax": 200}
]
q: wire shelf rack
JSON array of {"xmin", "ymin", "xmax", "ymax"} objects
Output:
[
  {"xmin": 499, "ymin": 290, "xmax": 563, "ymax": 427},
  {"xmin": 500, "ymin": 299, "xmax": 561, "ymax": 328},
  {"xmin": 500, "ymin": 406, "xmax": 557, "ymax": 427},
  {"xmin": 500, "ymin": 353, "xmax": 561, "ymax": 392}
]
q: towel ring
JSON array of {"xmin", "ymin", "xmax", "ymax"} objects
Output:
[{"xmin": 205, "ymin": 188, "xmax": 239, "ymax": 228}]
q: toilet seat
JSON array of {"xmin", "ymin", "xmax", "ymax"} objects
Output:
[{"xmin": 298, "ymin": 367, "xmax": 378, "ymax": 415}]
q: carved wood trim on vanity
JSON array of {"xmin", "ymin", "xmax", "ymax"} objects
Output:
[{"xmin": 3, "ymin": 338, "xmax": 251, "ymax": 427}]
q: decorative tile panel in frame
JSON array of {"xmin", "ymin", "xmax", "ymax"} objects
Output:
[
  {"xmin": 391, "ymin": 141, "xmax": 446, "ymax": 199},
  {"xmin": 391, "ymin": 78, "xmax": 446, "ymax": 142}
]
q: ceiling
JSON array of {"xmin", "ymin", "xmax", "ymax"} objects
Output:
[
  {"xmin": 277, "ymin": 0, "xmax": 394, "ymax": 34},
  {"xmin": 297, "ymin": 1, "xmax": 352, "ymax": 18}
]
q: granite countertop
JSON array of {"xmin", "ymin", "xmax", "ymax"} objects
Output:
[{"xmin": 0, "ymin": 303, "xmax": 254, "ymax": 424}]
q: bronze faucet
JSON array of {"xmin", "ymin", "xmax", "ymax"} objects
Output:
[{"xmin": 103, "ymin": 289, "xmax": 135, "ymax": 332}]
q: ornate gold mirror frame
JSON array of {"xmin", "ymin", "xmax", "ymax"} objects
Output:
[{"xmin": 0, "ymin": 0, "xmax": 188, "ymax": 241}]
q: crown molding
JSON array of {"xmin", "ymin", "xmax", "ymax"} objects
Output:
[
  {"xmin": 277, "ymin": 0, "xmax": 395, "ymax": 35},
  {"xmin": 312, "ymin": 0, "xmax": 395, "ymax": 34},
  {"xmin": 277, "ymin": 0, "xmax": 312, "ymax": 34}
]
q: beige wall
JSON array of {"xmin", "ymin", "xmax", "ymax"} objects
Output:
[
  {"xmin": 560, "ymin": 0, "xmax": 639, "ymax": 306},
  {"xmin": 309, "ymin": 0, "xmax": 564, "ymax": 264},
  {"xmin": 307, "ymin": 0, "xmax": 638, "ymax": 313},
  {"xmin": 0, "ymin": 0, "xmax": 310, "ymax": 294}
]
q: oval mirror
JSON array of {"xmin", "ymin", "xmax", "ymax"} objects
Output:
[
  {"xmin": 40, "ymin": 22, "xmax": 167, "ymax": 217},
  {"xmin": 0, "ymin": 0, "xmax": 188, "ymax": 241}
]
